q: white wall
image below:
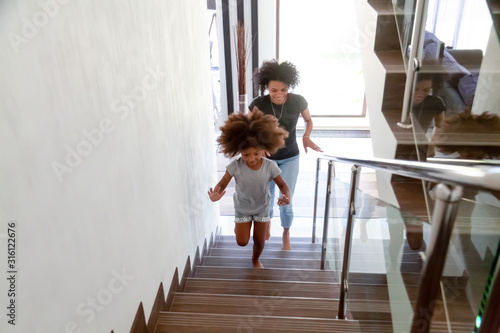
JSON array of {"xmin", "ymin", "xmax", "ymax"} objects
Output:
[{"xmin": 0, "ymin": 1, "xmax": 219, "ymax": 332}]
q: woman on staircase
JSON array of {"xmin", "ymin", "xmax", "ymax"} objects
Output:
[
  {"xmin": 208, "ymin": 110, "xmax": 291, "ymax": 268},
  {"xmin": 249, "ymin": 60, "xmax": 322, "ymax": 250}
]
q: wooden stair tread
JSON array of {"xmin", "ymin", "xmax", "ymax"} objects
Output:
[
  {"xmin": 194, "ymin": 266, "xmax": 337, "ymax": 283},
  {"xmin": 171, "ymin": 292, "xmax": 339, "ymax": 318},
  {"xmin": 170, "ymin": 292, "xmax": 396, "ymax": 316},
  {"xmin": 155, "ymin": 312, "xmax": 371, "ymax": 333},
  {"xmin": 368, "ymin": 0, "xmax": 396, "ymax": 15},
  {"xmin": 201, "ymin": 255, "xmax": 421, "ymax": 271},
  {"xmin": 214, "ymin": 240, "xmax": 324, "ymax": 251},
  {"xmin": 201, "ymin": 256, "xmax": 333, "ymax": 270},
  {"xmin": 218, "ymin": 235, "xmax": 320, "ymax": 243},
  {"xmin": 195, "ymin": 266, "xmax": 423, "ymax": 287},
  {"xmin": 209, "ymin": 247, "xmax": 321, "ymax": 259},
  {"xmin": 375, "ymin": 50, "xmax": 405, "ymax": 72},
  {"xmin": 183, "ymin": 278, "xmax": 393, "ymax": 300},
  {"xmin": 208, "ymin": 246, "xmax": 422, "ymax": 262},
  {"xmin": 184, "ymin": 277, "xmax": 340, "ymax": 298}
]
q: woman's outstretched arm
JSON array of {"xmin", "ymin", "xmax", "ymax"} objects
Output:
[{"xmin": 301, "ymin": 108, "xmax": 323, "ymax": 153}]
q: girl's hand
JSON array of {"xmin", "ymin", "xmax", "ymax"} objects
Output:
[
  {"xmin": 277, "ymin": 194, "xmax": 290, "ymax": 206},
  {"xmin": 208, "ymin": 185, "xmax": 226, "ymax": 202},
  {"xmin": 302, "ymin": 137, "xmax": 323, "ymax": 153}
]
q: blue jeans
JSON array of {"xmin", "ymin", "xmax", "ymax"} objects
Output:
[{"xmin": 269, "ymin": 155, "xmax": 300, "ymax": 228}]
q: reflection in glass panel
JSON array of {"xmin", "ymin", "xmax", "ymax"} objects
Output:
[
  {"xmin": 435, "ymin": 189, "xmax": 500, "ymax": 332},
  {"xmin": 392, "ymin": 0, "xmax": 417, "ymax": 67},
  {"xmin": 325, "ymin": 171, "xmax": 431, "ymax": 331},
  {"xmin": 407, "ymin": 0, "xmax": 500, "ymax": 164}
]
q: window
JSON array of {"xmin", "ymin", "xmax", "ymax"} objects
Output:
[{"xmin": 279, "ymin": 0, "xmax": 365, "ymax": 117}]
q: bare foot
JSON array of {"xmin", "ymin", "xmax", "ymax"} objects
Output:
[
  {"xmin": 252, "ymin": 260, "xmax": 264, "ymax": 268},
  {"xmin": 282, "ymin": 229, "xmax": 291, "ymax": 250}
]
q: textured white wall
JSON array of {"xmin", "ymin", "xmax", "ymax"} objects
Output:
[{"xmin": 0, "ymin": 1, "xmax": 219, "ymax": 332}]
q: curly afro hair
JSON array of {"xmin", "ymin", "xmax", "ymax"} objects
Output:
[
  {"xmin": 253, "ymin": 59, "xmax": 300, "ymax": 96},
  {"xmin": 217, "ymin": 109, "xmax": 289, "ymax": 158}
]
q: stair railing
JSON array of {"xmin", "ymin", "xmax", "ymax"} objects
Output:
[
  {"xmin": 313, "ymin": 153, "xmax": 500, "ymax": 329},
  {"xmin": 397, "ymin": 0, "xmax": 429, "ymax": 129}
]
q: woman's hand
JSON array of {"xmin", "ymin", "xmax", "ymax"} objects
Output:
[
  {"xmin": 208, "ymin": 185, "xmax": 226, "ymax": 202},
  {"xmin": 302, "ymin": 136, "xmax": 323, "ymax": 153},
  {"xmin": 277, "ymin": 194, "xmax": 290, "ymax": 206}
]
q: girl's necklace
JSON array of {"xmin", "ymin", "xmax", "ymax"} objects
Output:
[{"xmin": 271, "ymin": 99, "xmax": 285, "ymax": 121}]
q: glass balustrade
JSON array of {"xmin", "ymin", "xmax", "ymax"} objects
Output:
[
  {"xmin": 392, "ymin": 0, "xmax": 418, "ymax": 69},
  {"xmin": 432, "ymin": 189, "xmax": 500, "ymax": 332},
  {"xmin": 315, "ymin": 156, "xmax": 500, "ymax": 332}
]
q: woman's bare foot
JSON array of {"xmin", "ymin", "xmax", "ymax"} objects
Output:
[
  {"xmin": 252, "ymin": 260, "xmax": 264, "ymax": 268},
  {"xmin": 282, "ymin": 229, "xmax": 291, "ymax": 250}
]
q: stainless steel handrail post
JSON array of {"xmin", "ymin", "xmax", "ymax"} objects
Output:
[
  {"xmin": 312, "ymin": 158, "xmax": 320, "ymax": 243},
  {"xmin": 337, "ymin": 165, "xmax": 361, "ymax": 319},
  {"xmin": 397, "ymin": 0, "xmax": 429, "ymax": 129},
  {"xmin": 410, "ymin": 183, "xmax": 463, "ymax": 333},
  {"xmin": 320, "ymin": 161, "xmax": 333, "ymax": 270}
]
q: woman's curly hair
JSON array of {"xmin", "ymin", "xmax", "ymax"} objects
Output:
[
  {"xmin": 217, "ymin": 109, "xmax": 289, "ymax": 158},
  {"xmin": 253, "ymin": 59, "xmax": 300, "ymax": 96},
  {"xmin": 432, "ymin": 111, "xmax": 500, "ymax": 159}
]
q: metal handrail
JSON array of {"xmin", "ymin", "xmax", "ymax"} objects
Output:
[
  {"xmin": 313, "ymin": 153, "xmax": 500, "ymax": 330},
  {"xmin": 318, "ymin": 154, "xmax": 500, "ymax": 192},
  {"xmin": 397, "ymin": 0, "xmax": 429, "ymax": 129},
  {"xmin": 428, "ymin": 157, "xmax": 500, "ymax": 167}
]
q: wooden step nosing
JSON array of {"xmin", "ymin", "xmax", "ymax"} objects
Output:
[
  {"xmin": 171, "ymin": 293, "xmax": 339, "ymax": 310},
  {"xmin": 158, "ymin": 311, "xmax": 363, "ymax": 330},
  {"xmin": 186, "ymin": 276, "xmax": 340, "ymax": 286},
  {"xmin": 195, "ymin": 265, "xmax": 338, "ymax": 273}
]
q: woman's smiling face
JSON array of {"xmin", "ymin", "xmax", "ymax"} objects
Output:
[
  {"xmin": 413, "ymin": 79, "xmax": 432, "ymax": 105},
  {"xmin": 268, "ymin": 80, "xmax": 288, "ymax": 105}
]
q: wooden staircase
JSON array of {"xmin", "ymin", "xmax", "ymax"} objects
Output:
[
  {"xmin": 126, "ymin": 229, "xmax": 479, "ymax": 333},
  {"xmin": 130, "ymin": 234, "xmax": 395, "ymax": 333}
]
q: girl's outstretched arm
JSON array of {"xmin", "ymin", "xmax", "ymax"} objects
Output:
[
  {"xmin": 273, "ymin": 175, "xmax": 291, "ymax": 206},
  {"xmin": 208, "ymin": 171, "xmax": 232, "ymax": 202}
]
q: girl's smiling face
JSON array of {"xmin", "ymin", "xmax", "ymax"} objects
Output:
[
  {"xmin": 268, "ymin": 80, "xmax": 288, "ymax": 105},
  {"xmin": 240, "ymin": 147, "xmax": 264, "ymax": 170}
]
